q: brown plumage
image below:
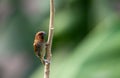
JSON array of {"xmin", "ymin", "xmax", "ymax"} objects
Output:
[{"xmin": 33, "ymin": 31, "xmax": 46, "ymax": 64}]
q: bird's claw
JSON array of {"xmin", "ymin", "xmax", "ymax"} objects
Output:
[{"xmin": 44, "ymin": 59, "xmax": 50, "ymax": 65}]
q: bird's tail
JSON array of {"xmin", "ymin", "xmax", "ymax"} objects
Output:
[{"xmin": 39, "ymin": 57, "xmax": 45, "ymax": 65}]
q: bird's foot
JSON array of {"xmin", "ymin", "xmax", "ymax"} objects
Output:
[{"xmin": 44, "ymin": 59, "xmax": 50, "ymax": 65}]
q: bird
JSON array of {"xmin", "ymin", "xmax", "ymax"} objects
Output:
[{"xmin": 33, "ymin": 31, "xmax": 46, "ymax": 64}]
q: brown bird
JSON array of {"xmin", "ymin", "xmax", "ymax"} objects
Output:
[{"xmin": 33, "ymin": 31, "xmax": 46, "ymax": 64}]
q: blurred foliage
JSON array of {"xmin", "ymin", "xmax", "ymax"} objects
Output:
[{"xmin": 0, "ymin": 0, "xmax": 120, "ymax": 78}]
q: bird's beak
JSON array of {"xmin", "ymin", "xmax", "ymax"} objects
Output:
[{"xmin": 43, "ymin": 32, "xmax": 46, "ymax": 36}]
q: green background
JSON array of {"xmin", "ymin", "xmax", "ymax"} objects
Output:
[{"xmin": 0, "ymin": 0, "xmax": 120, "ymax": 78}]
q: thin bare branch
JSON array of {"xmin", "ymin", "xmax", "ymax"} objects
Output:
[{"xmin": 44, "ymin": 0, "xmax": 55, "ymax": 78}]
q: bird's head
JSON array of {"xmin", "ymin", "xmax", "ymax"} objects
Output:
[{"xmin": 35, "ymin": 31, "xmax": 46, "ymax": 40}]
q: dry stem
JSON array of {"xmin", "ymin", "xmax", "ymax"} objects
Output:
[{"xmin": 44, "ymin": 0, "xmax": 54, "ymax": 78}]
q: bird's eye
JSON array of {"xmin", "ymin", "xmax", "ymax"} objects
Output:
[{"xmin": 39, "ymin": 33, "xmax": 42, "ymax": 35}]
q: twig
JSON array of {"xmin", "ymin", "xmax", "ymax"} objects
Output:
[{"xmin": 44, "ymin": 0, "xmax": 54, "ymax": 78}]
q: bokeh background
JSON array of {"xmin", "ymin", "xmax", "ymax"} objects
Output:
[{"xmin": 0, "ymin": 0, "xmax": 120, "ymax": 78}]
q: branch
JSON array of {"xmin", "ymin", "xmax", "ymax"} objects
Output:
[{"xmin": 44, "ymin": 0, "xmax": 54, "ymax": 78}]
